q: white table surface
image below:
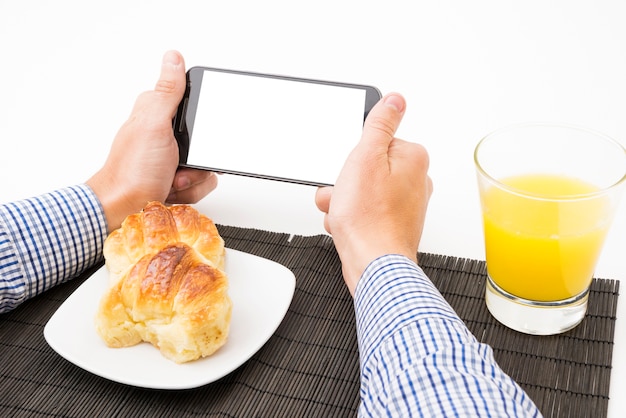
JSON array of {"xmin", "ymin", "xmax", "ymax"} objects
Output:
[{"xmin": 1, "ymin": 1, "xmax": 624, "ymax": 415}]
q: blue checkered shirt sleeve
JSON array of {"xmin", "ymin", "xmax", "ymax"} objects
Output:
[
  {"xmin": 354, "ymin": 254, "xmax": 542, "ymax": 417},
  {"xmin": 0, "ymin": 185, "xmax": 107, "ymax": 313}
]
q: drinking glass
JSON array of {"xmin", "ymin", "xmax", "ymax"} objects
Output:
[{"xmin": 474, "ymin": 123, "xmax": 626, "ymax": 335}]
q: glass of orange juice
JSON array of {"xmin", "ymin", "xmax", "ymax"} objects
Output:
[{"xmin": 474, "ymin": 123, "xmax": 626, "ymax": 335}]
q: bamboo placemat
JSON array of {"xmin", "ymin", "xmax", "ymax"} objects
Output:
[{"xmin": 0, "ymin": 226, "xmax": 619, "ymax": 417}]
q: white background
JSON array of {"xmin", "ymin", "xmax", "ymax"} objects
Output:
[{"xmin": 0, "ymin": 1, "xmax": 625, "ymax": 415}]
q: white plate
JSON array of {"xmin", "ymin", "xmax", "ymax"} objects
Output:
[{"xmin": 44, "ymin": 249, "xmax": 295, "ymax": 390}]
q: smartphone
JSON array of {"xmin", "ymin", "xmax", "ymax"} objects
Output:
[{"xmin": 173, "ymin": 66, "xmax": 381, "ymax": 186}]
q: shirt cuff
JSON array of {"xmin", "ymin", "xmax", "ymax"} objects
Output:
[{"xmin": 0, "ymin": 184, "xmax": 107, "ymax": 311}]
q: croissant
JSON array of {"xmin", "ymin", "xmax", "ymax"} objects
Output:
[
  {"xmin": 103, "ymin": 201, "xmax": 226, "ymax": 285},
  {"xmin": 95, "ymin": 201, "xmax": 232, "ymax": 363}
]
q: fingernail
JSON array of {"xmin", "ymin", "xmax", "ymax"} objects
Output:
[
  {"xmin": 384, "ymin": 94, "xmax": 405, "ymax": 113},
  {"xmin": 163, "ymin": 50, "xmax": 181, "ymax": 67}
]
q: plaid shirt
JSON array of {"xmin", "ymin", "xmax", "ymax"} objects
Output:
[
  {"xmin": 355, "ymin": 255, "xmax": 542, "ymax": 417},
  {"xmin": 0, "ymin": 185, "xmax": 107, "ymax": 313},
  {"xmin": 1, "ymin": 186, "xmax": 541, "ymax": 416}
]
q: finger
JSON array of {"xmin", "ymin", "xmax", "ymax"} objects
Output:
[
  {"xmin": 359, "ymin": 93, "xmax": 406, "ymax": 150},
  {"xmin": 172, "ymin": 168, "xmax": 216, "ymax": 191},
  {"xmin": 154, "ymin": 50, "xmax": 186, "ymax": 116},
  {"xmin": 167, "ymin": 171, "xmax": 218, "ymax": 204},
  {"xmin": 132, "ymin": 50, "xmax": 186, "ymax": 120},
  {"xmin": 315, "ymin": 186, "xmax": 332, "ymax": 213},
  {"xmin": 166, "ymin": 183, "xmax": 216, "ymax": 204}
]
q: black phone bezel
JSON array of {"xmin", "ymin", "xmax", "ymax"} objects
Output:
[{"xmin": 172, "ymin": 66, "xmax": 382, "ymax": 186}]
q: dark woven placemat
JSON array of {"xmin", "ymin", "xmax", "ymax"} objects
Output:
[{"xmin": 0, "ymin": 226, "xmax": 618, "ymax": 417}]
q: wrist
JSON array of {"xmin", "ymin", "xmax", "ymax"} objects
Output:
[
  {"xmin": 86, "ymin": 169, "xmax": 142, "ymax": 233},
  {"xmin": 336, "ymin": 237, "xmax": 418, "ymax": 297}
]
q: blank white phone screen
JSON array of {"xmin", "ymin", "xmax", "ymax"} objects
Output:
[{"xmin": 187, "ymin": 71, "xmax": 367, "ymax": 185}]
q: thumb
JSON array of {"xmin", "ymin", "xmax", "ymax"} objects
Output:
[
  {"xmin": 152, "ymin": 50, "xmax": 186, "ymax": 116},
  {"xmin": 359, "ymin": 93, "xmax": 406, "ymax": 150},
  {"xmin": 315, "ymin": 186, "xmax": 332, "ymax": 213}
]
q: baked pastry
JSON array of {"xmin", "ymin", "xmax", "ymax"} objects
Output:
[
  {"xmin": 95, "ymin": 201, "xmax": 232, "ymax": 363},
  {"xmin": 103, "ymin": 201, "xmax": 226, "ymax": 285}
]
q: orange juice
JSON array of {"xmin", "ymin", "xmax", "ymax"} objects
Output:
[{"xmin": 481, "ymin": 174, "xmax": 610, "ymax": 301}]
